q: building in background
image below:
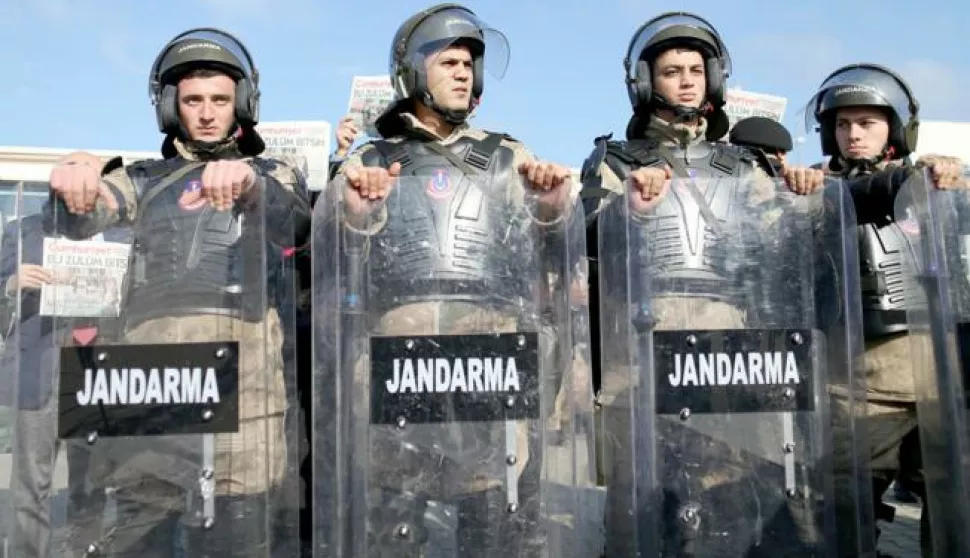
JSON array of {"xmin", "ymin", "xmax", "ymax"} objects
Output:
[{"xmin": 911, "ymin": 121, "xmax": 970, "ymax": 162}]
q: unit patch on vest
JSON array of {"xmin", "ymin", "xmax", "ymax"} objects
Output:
[
  {"xmin": 178, "ymin": 179, "xmax": 207, "ymax": 211},
  {"xmin": 369, "ymin": 332, "xmax": 540, "ymax": 424},
  {"xmin": 179, "ymin": 180, "xmax": 208, "ymax": 211},
  {"xmin": 58, "ymin": 341, "xmax": 240, "ymax": 438},
  {"xmin": 654, "ymin": 329, "xmax": 815, "ymax": 415},
  {"xmin": 426, "ymin": 169, "xmax": 453, "ymax": 200}
]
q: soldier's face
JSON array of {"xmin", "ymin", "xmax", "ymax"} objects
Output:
[
  {"xmin": 652, "ymin": 49, "xmax": 706, "ymax": 108},
  {"xmin": 425, "ymin": 45, "xmax": 473, "ymax": 111},
  {"xmin": 835, "ymin": 107, "xmax": 890, "ymax": 159},
  {"xmin": 177, "ymin": 74, "xmax": 236, "ymax": 142}
]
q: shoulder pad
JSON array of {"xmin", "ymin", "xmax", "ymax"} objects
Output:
[
  {"xmin": 612, "ymin": 137, "xmax": 663, "ymax": 170},
  {"xmin": 123, "ymin": 158, "xmax": 159, "ymax": 172},
  {"xmin": 360, "ymin": 140, "xmax": 390, "ymax": 167},
  {"xmin": 580, "ymin": 134, "xmax": 614, "ymax": 183},
  {"xmin": 252, "ymin": 156, "xmax": 302, "ymax": 182},
  {"xmin": 100, "ymin": 156, "xmax": 125, "ymax": 177},
  {"xmin": 591, "ymin": 132, "xmax": 616, "ymax": 152},
  {"xmin": 716, "ymin": 142, "xmax": 757, "ymax": 162},
  {"xmin": 250, "ymin": 156, "xmax": 280, "ymax": 173},
  {"xmin": 352, "ymin": 138, "xmax": 398, "ymax": 153},
  {"xmin": 483, "ymin": 130, "xmax": 519, "ymax": 144},
  {"xmin": 713, "ymin": 143, "xmax": 765, "ymax": 175},
  {"xmin": 605, "ymin": 140, "xmax": 632, "ymax": 158},
  {"xmin": 253, "ymin": 156, "xmax": 310, "ymax": 187},
  {"xmin": 125, "ymin": 157, "xmax": 179, "ymax": 180}
]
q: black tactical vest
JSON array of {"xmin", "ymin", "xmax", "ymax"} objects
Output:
[
  {"xmin": 597, "ymin": 137, "xmax": 761, "ymax": 297},
  {"xmin": 858, "ymin": 222, "xmax": 909, "ymax": 338},
  {"xmin": 120, "ymin": 157, "xmax": 268, "ymax": 329},
  {"xmin": 359, "ymin": 133, "xmax": 535, "ymax": 313},
  {"xmin": 837, "ymin": 160, "xmax": 910, "ymax": 339}
]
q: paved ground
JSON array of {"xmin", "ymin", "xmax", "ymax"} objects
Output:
[{"xmin": 879, "ymin": 482, "xmax": 923, "ymax": 558}]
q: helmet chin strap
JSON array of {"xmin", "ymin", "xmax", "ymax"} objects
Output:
[
  {"xmin": 833, "ymin": 145, "xmax": 895, "ymax": 178},
  {"xmin": 651, "ymin": 93, "xmax": 710, "ymax": 123},
  {"xmin": 420, "ymin": 91, "xmax": 470, "ymax": 125}
]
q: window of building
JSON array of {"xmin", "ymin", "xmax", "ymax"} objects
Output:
[{"xmin": 0, "ymin": 181, "xmax": 49, "ymax": 223}]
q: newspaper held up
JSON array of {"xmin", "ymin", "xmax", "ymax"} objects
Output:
[
  {"xmin": 255, "ymin": 121, "xmax": 332, "ymax": 192},
  {"xmin": 347, "ymin": 75, "xmax": 395, "ymax": 139},
  {"xmin": 40, "ymin": 237, "xmax": 130, "ymax": 318},
  {"xmin": 723, "ymin": 88, "xmax": 788, "ymax": 130}
]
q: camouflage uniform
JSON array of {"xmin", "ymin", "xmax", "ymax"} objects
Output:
[
  {"xmin": 48, "ymin": 136, "xmax": 310, "ymax": 557},
  {"xmin": 330, "ymin": 111, "xmax": 568, "ymax": 554}
]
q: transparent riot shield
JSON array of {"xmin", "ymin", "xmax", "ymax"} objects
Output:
[
  {"xmin": 268, "ymin": 214, "xmax": 304, "ymax": 556},
  {"xmin": 0, "ymin": 184, "xmax": 29, "ymax": 557},
  {"xmin": 596, "ymin": 176, "xmax": 871, "ymax": 557},
  {"xmin": 312, "ymin": 172, "xmax": 593, "ymax": 557},
  {"xmin": 12, "ymin": 174, "xmax": 298, "ymax": 558},
  {"xmin": 543, "ymin": 201, "xmax": 603, "ymax": 556},
  {"xmin": 894, "ymin": 167, "xmax": 970, "ymax": 557}
]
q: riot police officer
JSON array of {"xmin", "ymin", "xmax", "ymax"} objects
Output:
[
  {"xmin": 804, "ymin": 62, "xmax": 965, "ymax": 558},
  {"xmin": 317, "ymin": 3, "xmax": 584, "ymax": 556},
  {"xmin": 45, "ymin": 27, "xmax": 310, "ymax": 557},
  {"xmin": 580, "ymin": 13, "xmax": 843, "ymax": 557},
  {"xmin": 336, "ymin": 6, "xmax": 572, "ymax": 205}
]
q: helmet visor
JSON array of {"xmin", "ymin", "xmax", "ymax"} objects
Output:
[
  {"xmin": 404, "ymin": 8, "xmax": 510, "ymax": 82},
  {"xmin": 801, "ymin": 65, "xmax": 912, "ymax": 135}
]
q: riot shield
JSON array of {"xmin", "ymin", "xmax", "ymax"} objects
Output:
[
  {"xmin": 894, "ymin": 167, "xmax": 970, "ymax": 557},
  {"xmin": 546, "ymin": 200, "xmax": 603, "ymax": 556},
  {"xmin": 312, "ymin": 171, "xmax": 593, "ymax": 557},
  {"xmin": 269, "ymin": 211, "xmax": 305, "ymax": 556},
  {"xmin": 596, "ymin": 176, "xmax": 871, "ymax": 557},
  {"xmin": 9, "ymin": 175, "xmax": 298, "ymax": 557},
  {"xmin": 0, "ymin": 185, "xmax": 29, "ymax": 556}
]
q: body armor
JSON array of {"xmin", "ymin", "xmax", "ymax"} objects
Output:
[
  {"xmin": 359, "ymin": 134, "xmax": 535, "ymax": 313},
  {"xmin": 343, "ymin": 133, "xmax": 553, "ymax": 556},
  {"xmin": 858, "ymin": 223, "xmax": 909, "ymax": 339},
  {"xmin": 601, "ymin": 138, "xmax": 759, "ymax": 300},
  {"xmin": 121, "ymin": 158, "xmax": 267, "ymax": 329}
]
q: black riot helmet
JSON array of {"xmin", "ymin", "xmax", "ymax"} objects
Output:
[
  {"xmin": 623, "ymin": 12, "xmax": 732, "ymax": 140},
  {"xmin": 377, "ymin": 3, "xmax": 509, "ymax": 134},
  {"xmin": 804, "ymin": 63, "xmax": 920, "ymax": 159},
  {"xmin": 148, "ymin": 28, "xmax": 261, "ymax": 137}
]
